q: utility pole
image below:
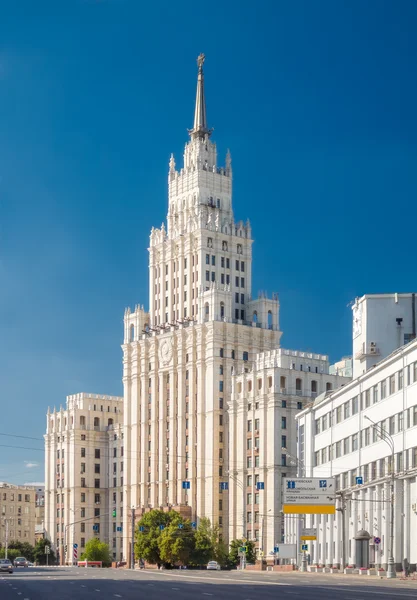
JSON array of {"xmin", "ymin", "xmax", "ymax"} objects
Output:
[
  {"xmin": 364, "ymin": 415, "xmax": 396, "ymax": 578},
  {"xmin": 336, "ymin": 491, "xmax": 346, "ymax": 570},
  {"xmin": 131, "ymin": 507, "xmax": 135, "ymax": 570},
  {"xmin": 5, "ymin": 519, "xmax": 9, "ymax": 561}
]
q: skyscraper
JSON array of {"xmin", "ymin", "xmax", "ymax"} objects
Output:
[{"xmin": 122, "ymin": 55, "xmax": 281, "ymax": 555}]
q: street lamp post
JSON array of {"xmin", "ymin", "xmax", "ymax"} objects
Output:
[
  {"xmin": 364, "ymin": 415, "xmax": 396, "ymax": 579},
  {"xmin": 228, "ymin": 472, "xmax": 246, "ymax": 569},
  {"xmin": 282, "ymin": 448, "xmax": 307, "ymax": 572}
]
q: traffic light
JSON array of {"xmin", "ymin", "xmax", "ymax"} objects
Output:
[
  {"xmin": 112, "ymin": 509, "xmax": 116, "ymax": 518},
  {"xmin": 64, "ymin": 545, "xmax": 68, "ymax": 555}
]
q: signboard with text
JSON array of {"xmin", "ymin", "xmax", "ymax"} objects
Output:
[{"xmin": 283, "ymin": 478, "xmax": 336, "ymax": 514}]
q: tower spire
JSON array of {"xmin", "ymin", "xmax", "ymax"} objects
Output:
[{"xmin": 189, "ymin": 53, "xmax": 211, "ymax": 139}]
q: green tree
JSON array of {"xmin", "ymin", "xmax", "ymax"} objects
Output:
[
  {"xmin": 33, "ymin": 539, "xmax": 56, "ymax": 565},
  {"xmin": 4, "ymin": 540, "xmax": 35, "ymax": 562},
  {"xmin": 159, "ymin": 516, "xmax": 195, "ymax": 566},
  {"xmin": 0, "ymin": 548, "xmax": 20, "ymax": 562},
  {"xmin": 80, "ymin": 538, "xmax": 111, "ymax": 567},
  {"xmin": 134, "ymin": 509, "xmax": 174, "ymax": 566},
  {"xmin": 228, "ymin": 539, "xmax": 256, "ymax": 568},
  {"xmin": 192, "ymin": 518, "xmax": 228, "ymax": 567},
  {"xmin": 193, "ymin": 517, "xmax": 214, "ymax": 565}
]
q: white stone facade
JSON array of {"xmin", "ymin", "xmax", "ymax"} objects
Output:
[
  {"xmin": 288, "ymin": 339, "xmax": 417, "ymax": 569},
  {"xmin": 228, "ymin": 349, "xmax": 350, "ymax": 557},
  {"xmin": 44, "ymin": 392, "xmax": 124, "ymax": 563}
]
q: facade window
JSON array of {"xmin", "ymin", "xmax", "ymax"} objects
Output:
[
  {"xmin": 247, "ymin": 420, "xmax": 252, "ymax": 432},
  {"xmin": 352, "ymin": 433, "xmax": 358, "ymax": 451},
  {"xmin": 231, "ymin": 350, "xmax": 235, "ymax": 359},
  {"xmin": 381, "ymin": 379, "xmax": 386, "ymax": 399},
  {"xmin": 211, "ymin": 255, "xmax": 215, "ymax": 266},
  {"xmin": 373, "ymin": 385, "xmax": 379, "ymax": 404},
  {"xmin": 352, "ymin": 396, "xmax": 358, "ymax": 414},
  {"xmin": 255, "ymin": 456, "xmax": 260, "ymax": 467},
  {"xmin": 95, "ymin": 464, "xmax": 100, "ymax": 474},
  {"xmin": 220, "ymin": 348, "xmax": 224, "ymax": 358},
  {"xmin": 206, "ymin": 254, "xmax": 210, "ymax": 264},
  {"xmin": 254, "ymin": 493, "xmax": 259, "ymax": 505},
  {"xmin": 243, "ymin": 351, "xmax": 249, "ymax": 361},
  {"xmin": 398, "ymin": 370, "xmax": 403, "ymax": 390},
  {"xmin": 235, "ymin": 276, "xmax": 239, "ymax": 287},
  {"xmin": 206, "ymin": 270, "xmax": 210, "ymax": 281},
  {"xmin": 281, "ymin": 435, "xmax": 287, "ymax": 448},
  {"xmin": 281, "ymin": 416, "xmax": 287, "ymax": 429},
  {"xmin": 315, "ymin": 419, "xmax": 321, "ymax": 435},
  {"xmin": 235, "ymin": 292, "xmax": 239, "ymax": 303},
  {"xmin": 236, "ymin": 260, "xmax": 240, "ymax": 270},
  {"xmin": 95, "ymin": 449, "xmax": 100, "ymax": 459},
  {"xmin": 81, "ymin": 448, "xmax": 86, "ymax": 458},
  {"xmin": 219, "ymin": 381, "xmax": 224, "ymax": 392},
  {"xmin": 343, "ymin": 438, "xmax": 349, "ymax": 455},
  {"xmin": 389, "ymin": 375, "xmax": 395, "ymax": 395},
  {"xmin": 247, "ymin": 475, "xmax": 252, "ymax": 487},
  {"xmin": 344, "ymin": 401, "xmax": 350, "ymax": 419},
  {"xmin": 94, "ymin": 479, "xmax": 100, "ymax": 489},
  {"xmin": 211, "ymin": 272, "xmax": 215, "ymax": 282},
  {"xmin": 247, "ymin": 457, "xmax": 252, "ymax": 468},
  {"xmin": 221, "ymin": 257, "xmax": 225, "ymax": 268},
  {"xmin": 247, "ymin": 438, "xmax": 252, "ymax": 450},
  {"xmin": 247, "ymin": 493, "xmax": 252, "ymax": 505}
]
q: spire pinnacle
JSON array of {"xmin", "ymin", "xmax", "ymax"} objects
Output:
[{"xmin": 189, "ymin": 53, "xmax": 211, "ymax": 139}]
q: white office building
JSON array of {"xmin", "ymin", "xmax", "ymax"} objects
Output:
[
  {"xmin": 352, "ymin": 293, "xmax": 416, "ymax": 377},
  {"xmin": 288, "ymin": 339, "xmax": 417, "ymax": 570}
]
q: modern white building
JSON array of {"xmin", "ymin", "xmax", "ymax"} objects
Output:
[
  {"xmin": 352, "ymin": 293, "xmax": 416, "ymax": 377},
  {"xmin": 228, "ymin": 349, "xmax": 350, "ymax": 557},
  {"xmin": 122, "ymin": 55, "xmax": 282, "ymax": 557},
  {"xmin": 44, "ymin": 392, "xmax": 124, "ymax": 563},
  {"xmin": 287, "ymin": 338, "xmax": 417, "ymax": 570}
]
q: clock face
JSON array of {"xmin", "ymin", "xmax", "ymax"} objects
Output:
[
  {"xmin": 353, "ymin": 305, "xmax": 362, "ymax": 338},
  {"xmin": 159, "ymin": 340, "xmax": 173, "ymax": 365}
]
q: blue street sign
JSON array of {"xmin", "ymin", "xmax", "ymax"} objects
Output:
[
  {"xmin": 178, "ymin": 523, "xmax": 184, "ymax": 529},
  {"xmin": 302, "ymin": 544, "xmax": 308, "ymax": 551},
  {"xmin": 256, "ymin": 482, "xmax": 265, "ymax": 490},
  {"xmin": 182, "ymin": 481, "xmax": 190, "ymax": 489},
  {"xmin": 116, "ymin": 526, "xmax": 122, "ymax": 532},
  {"xmin": 220, "ymin": 482, "xmax": 228, "ymax": 490},
  {"xmin": 319, "ymin": 480, "xmax": 327, "ymax": 488},
  {"xmin": 287, "ymin": 480, "xmax": 295, "ymax": 489},
  {"xmin": 191, "ymin": 522, "xmax": 197, "ymax": 529},
  {"xmin": 274, "ymin": 546, "xmax": 279, "ymax": 553},
  {"xmin": 356, "ymin": 476, "xmax": 363, "ymax": 485},
  {"xmin": 139, "ymin": 526, "xmax": 145, "ymax": 532},
  {"xmin": 73, "ymin": 543, "xmax": 78, "ymax": 549},
  {"xmin": 374, "ymin": 537, "xmax": 381, "ymax": 545},
  {"xmin": 159, "ymin": 524, "xmax": 165, "ymax": 530}
]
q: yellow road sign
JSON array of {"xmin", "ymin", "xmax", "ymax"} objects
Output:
[{"xmin": 283, "ymin": 504, "xmax": 335, "ymax": 515}]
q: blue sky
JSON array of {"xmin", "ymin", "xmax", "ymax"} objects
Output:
[{"xmin": 0, "ymin": 0, "xmax": 416, "ymax": 484}]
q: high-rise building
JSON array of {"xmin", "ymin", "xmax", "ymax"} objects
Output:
[
  {"xmin": 44, "ymin": 392, "xmax": 124, "ymax": 563},
  {"xmin": 228, "ymin": 348, "xmax": 350, "ymax": 556},
  {"xmin": 122, "ymin": 55, "xmax": 282, "ymax": 556}
]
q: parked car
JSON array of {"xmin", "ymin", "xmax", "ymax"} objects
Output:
[
  {"xmin": 0, "ymin": 559, "xmax": 13, "ymax": 574},
  {"xmin": 14, "ymin": 557, "xmax": 29, "ymax": 568},
  {"xmin": 207, "ymin": 561, "xmax": 221, "ymax": 570}
]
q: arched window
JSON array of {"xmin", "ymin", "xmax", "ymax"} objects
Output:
[
  {"xmin": 130, "ymin": 324, "xmax": 135, "ymax": 342},
  {"xmin": 108, "ymin": 418, "xmax": 113, "ymax": 427},
  {"xmin": 220, "ymin": 302, "xmax": 225, "ymax": 318},
  {"xmin": 267, "ymin": 311, "xmax": 273, "ymax": 329},
  {"xmin": 311, "ymin": 380, "xmax": 318, "ymax": 394},
  {"xmin": 253, "ymin": 311, "xmax": 258, "ymax": 323},
  {"xmin": 94, "ymin": 417, "xmax": 100, "ymax": 430}
]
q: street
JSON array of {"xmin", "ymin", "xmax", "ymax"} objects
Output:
[{"xmin": 1, "ymin": 567, "xmax": 417, "ymax": 600}]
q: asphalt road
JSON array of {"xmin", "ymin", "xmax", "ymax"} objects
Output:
[{"xmin": 1, "ymin": 566, "xmax": 417, "ymax": 600}]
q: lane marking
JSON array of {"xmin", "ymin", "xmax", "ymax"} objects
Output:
[{"xmin": 154, "ymin": 572, "xmax": 289, "ymax": 586}]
